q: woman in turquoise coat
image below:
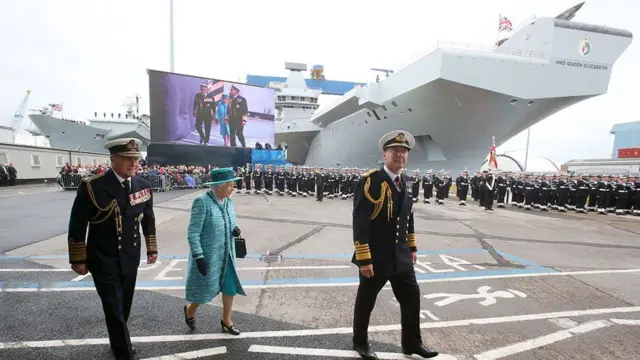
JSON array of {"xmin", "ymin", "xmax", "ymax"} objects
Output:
[{"xmin": 183, "ymin": 168, "xmax": 245, "ymax": 335}]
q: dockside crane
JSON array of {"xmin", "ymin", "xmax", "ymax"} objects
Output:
[{"xmin": 11, "ymin": 90, "xmax": 31, "ymax": 143}]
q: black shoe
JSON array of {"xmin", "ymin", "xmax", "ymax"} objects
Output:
[
  {"xmin": 402, "ymin": 344, "xmax": 439, "ymax": 358},
  {"xmin": 352, "ymin": 343, "xmax": 378, "ymax": 359},
  {"xmin": 184, "ymin": 305, "xmax": 195, "ymax": 330},
  {"xmin": 221, "ymin": 320, "xmax": 240, "ymax": 335}
]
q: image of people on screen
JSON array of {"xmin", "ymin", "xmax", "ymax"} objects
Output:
[{"xmin": 148, "ymin": 71, "xmax": 276, "ymax": 148}]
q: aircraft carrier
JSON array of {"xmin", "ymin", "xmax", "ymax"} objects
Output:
[
  {"xmin": 248, "ymin": 3, "xmax": 633, "ymax": 172},
  {"xmin": 26, "ymin": 99, "xmax": 150, "ymax": 154}
]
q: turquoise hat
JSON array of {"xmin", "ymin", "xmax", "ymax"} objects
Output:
[{"xmin": 203, "ymin": 167, "xmax": 241, "ymax": 186}]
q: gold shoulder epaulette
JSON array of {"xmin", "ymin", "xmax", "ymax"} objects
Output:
[
  {"xmin": 83, "ymin": 172, "xmax": 105, "ymax": 183},
  {"xmin": 363, "ymin": 169, "xmax": 378, "ymax": 178}
]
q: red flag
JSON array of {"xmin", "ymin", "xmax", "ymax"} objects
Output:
[{"xmin": 489, "ymin": 136, "xmax": 498, "ymax": 169}]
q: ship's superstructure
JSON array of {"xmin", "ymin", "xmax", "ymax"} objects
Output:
[
  {"xmin": 249, "ymin": 4, "xmax": 632, "ymax": 171},
  {"xmin": 27, "ymin": 97, "xmax": 150, "ymax": 153}
]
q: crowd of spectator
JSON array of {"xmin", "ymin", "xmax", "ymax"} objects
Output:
[{"xmin": 57, "ymin": 162, "xmax": 218, "ymax": 190}]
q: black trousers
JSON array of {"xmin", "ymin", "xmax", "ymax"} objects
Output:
[
  {"xmin": 316, "ymin": 184, "xmax": 324, "ymax": 201},
  {"xmin": 484, "ymin": 189, "xmax": 495, "ymax": 209},
  {"xmin": 229, "ymin": 118, "xmax": 246, "ymax": 147},
  {"xmin": 458, "ymin": 187, "xmax": 468, "ymax": 201},
  {"xmin": 497, "ymin": 187, "xmax": 507, "ymax": 203},
  {"xmin": 557, "ymin": 190, "xmax": 569, "ymax": 208},
  {"xmin": 353, "ymin": 271, "xmax": 422, "ymax": 347},
  {"xmin": 93, "ymin": 272, "xmax": 138, "ymax": 360},
  {"xmin": 195, "ymin": 115, "xmax": 212, "ymax": 144}
]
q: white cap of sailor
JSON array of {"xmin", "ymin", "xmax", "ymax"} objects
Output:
[
  {"xmin": 104, "ymin": 138, "xmax": 142, "ymax": 158},
  {"xmin": 378, "ymin": 130, "xmax": 415, "ymax": 152}
]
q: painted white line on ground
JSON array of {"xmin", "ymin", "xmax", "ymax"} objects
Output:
[
  {"xmin": 610, "ymin": 318, "xmax": 640, "ymax": 326},
  {"xmin": 473, "ymin": 320, "xmax": 612, "ymax": 360},
  {"xmin": 548, "ymin": 318, "xmax": 579, "ymax": 329},
  {"xmin": 4, "ymin": 267, "xmax": 639, "ymax": 292},
  {"xmin": 140, "ymin": 346, "xmax": 227, "ymax": 359},
  {"xmin": 0, "ymin": 307, "xmax": 638, "ymax": 349},
  {"xmin": 247, "ymin": 345, "xmax": 458, "ymax": 359},
  {"xmin": 0, "ymin": 265, "xmax": 352, "ymax": 273}
]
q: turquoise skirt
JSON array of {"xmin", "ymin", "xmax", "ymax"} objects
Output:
[{"xmin": 221, "ymin": 254, "xmax": 240, "ymax": 296}]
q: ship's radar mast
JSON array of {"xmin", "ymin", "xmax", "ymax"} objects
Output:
[{"xmin": 122, "ymin": 94, "xmax": 141, "ymax": 118}]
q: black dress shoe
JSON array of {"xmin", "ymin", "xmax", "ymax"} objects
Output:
[
  {"xmin": 183, "ymin": 305, "xmax": 196, "ymax": 330},
  {"xmin": 221, "ymin": 320, "xmax": 241, "ymax": 335},
  {"xmin": 402, "ymin": 344, "xmax": 439, "ymax": 358},
  {"xmin": 352, "ymin": 343, "xmax": 378, "ymax": 360}
]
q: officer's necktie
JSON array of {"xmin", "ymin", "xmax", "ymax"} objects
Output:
[
  {"xmin": 122, "ymin": 179, "xmax": 131, "ymax": 194},
  {"xmin": 394, "ymin": 176, "xmax": 401, "ymax": 191}
]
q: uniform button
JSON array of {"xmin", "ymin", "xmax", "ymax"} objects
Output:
[
  {"xmin": 134, "ymin": 243, "xmax": 137, "ymax": 246},
  {"xmin": 134, "ymin": 234, "xmax": 137, "ymax": 238},
  {"xmin": 118, "ymin": 245, "xmax": 122, "ymax": 250},
  {"xmin": 396, "ymin": 240, "xmax": 399, "ymax": 243},
  {"xmin": 118, "ymin": 236, "xmax": 122, "ymax": 240},
  {"xmin": 396, "ymin": 232, "xmax": 399, "ymax": 236}
]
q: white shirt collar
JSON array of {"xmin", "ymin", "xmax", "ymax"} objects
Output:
[
  {"xmin": 383, "ymin": 165, "xmax": 401, "ymax": 181},
  {"xmin": 112, "ymin": 169, "xmax": 131, "ymax": 185}
]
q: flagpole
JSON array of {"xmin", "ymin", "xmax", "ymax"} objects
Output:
[
  {"xmin": 169, "ymin": 0, "xmax": 175, "ymax": 72},
  {"xmin": 524, "ymin": 127, "xmax": 531, "ymax": 171},
  {"xmin": 496, "ymin": 14, "xmax": 501, "ymax": 46}
]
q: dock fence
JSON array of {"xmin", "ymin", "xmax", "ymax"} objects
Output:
[{"xmin": 57, "ymin": 173, "xmax": 211, "ymax": 192}]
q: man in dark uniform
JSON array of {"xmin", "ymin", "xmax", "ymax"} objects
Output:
[
  {"xmin": 422, "ymin": 170, "xmax": 433, "ymax": 204},
  {"xmin": 68, "ymin": 138, "xmax": 157, "ymax": 360},
  {"xmin": 483, "ymin": 170, "xmax": 496, "ymax": 211},
  {"xmin": 193, "ymin": 84, "xmax": 213, "ymax": 145},
  {"xmin": 243, "ymin": 163, "xmax": 252, "ymax": 194},
  {"xmin": 495, "ymin": 170, "xmax": 508, "ymax": 208},
  {"xmin": 227, "ymin": 84, "xmax": 249, "ymax": 147},
  {"xmin": 351, "ymin": 130, "xmax": 438, "ymax": 359},
  {"xmin": 456, "ymin": 169, "xmax": 470, "ymax": 206},
  {"xmin": 316, "ymin": 168, "xmax": 325, "ymax": 201}
]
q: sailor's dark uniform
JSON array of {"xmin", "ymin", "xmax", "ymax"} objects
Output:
[
  {"xmin": 351, "ymin": 130, "xmax": 437, "ymax": 359},
  {"xmin": 351, "ymin": 168, "xmax": 421, "ymax": 347},
  {"xmin": 228, "ymin": 85, "xmax": 248, "ymax": 147},
  {"xmin": 193, "ymin": 89, "xmax": 213, "ymax": 144},
  {"xmin": 67, "ymin": 140, "xmax": 157, "ymax": 360}
]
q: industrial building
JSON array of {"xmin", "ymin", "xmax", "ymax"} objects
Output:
[{"xmin": 563, "ymin": 121, "xmax": 640, "ymax": 173}]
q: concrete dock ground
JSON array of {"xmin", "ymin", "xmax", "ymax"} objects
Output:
[{"xmin": 1, "ymin": 185, "xmax": 639, "ymax": 359}]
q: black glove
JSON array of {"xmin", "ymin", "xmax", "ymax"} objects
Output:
[
  {"xmin": 232, "ymin": 226, "xmax": 241, "ymax": 237},
  {"xmin": 195, "ymin": 258, "xmax": 208, "ymax": 276}
]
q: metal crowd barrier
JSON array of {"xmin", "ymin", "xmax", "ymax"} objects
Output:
[{"xmin": 57, "ymin": 173, "xmax": 212, "ymax": 192}]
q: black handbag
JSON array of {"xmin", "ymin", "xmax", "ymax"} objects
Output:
[{"xmin": 235, "ymin": 237, "xmax": 247, "ymax": 258}]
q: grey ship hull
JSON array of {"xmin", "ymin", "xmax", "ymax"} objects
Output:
[
  {"xmin": 278, "ymin": 18, "xmax": 632, "ymax": 171},
  {"xmin": 29, "ymin": 114, "xmax": 149, "ymax": 153}
]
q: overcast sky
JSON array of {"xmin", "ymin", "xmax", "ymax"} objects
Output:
[{"xmin": 0, "ymin": 0, "xmax": 637, "ymax": 166}]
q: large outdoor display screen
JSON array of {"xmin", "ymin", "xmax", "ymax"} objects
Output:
[{"xmin": 148, "ymin": 70, "xmax": 275, "ymax": 148}]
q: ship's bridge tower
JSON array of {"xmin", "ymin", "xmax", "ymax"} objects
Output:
[{"xmin": 274, "ymin": 62, "xmax": 322, "ymax": 125}]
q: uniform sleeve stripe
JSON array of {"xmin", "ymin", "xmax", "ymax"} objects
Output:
[
  {"xmin": 407, "ymin": 234, "xmax": 416, "ymax": 241},
  {"xmin": 355, "ymin": 251, "xmax": 372, "ymax": 261},
  {"xmin": 68, "ymin": 240, "xmax": 87, "ymax": 262}
]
